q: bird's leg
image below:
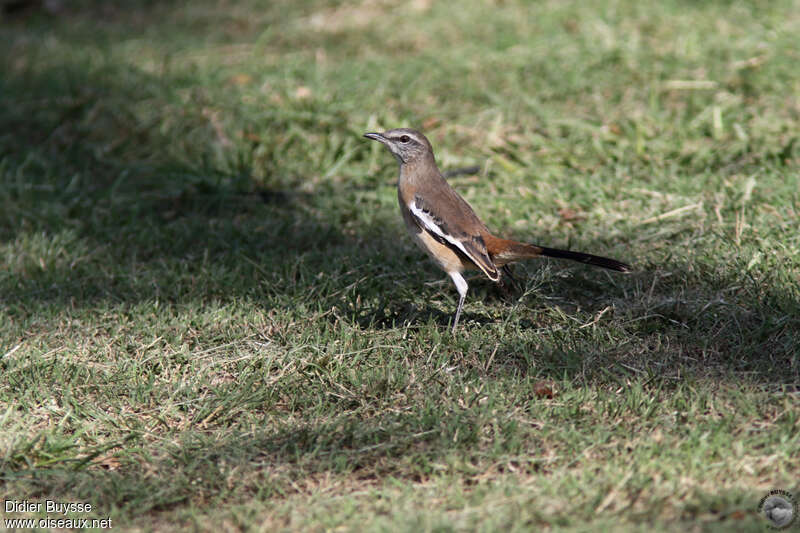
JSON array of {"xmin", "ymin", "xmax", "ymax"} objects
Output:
[
  {"xmin": 452, "ymin": 293, "xmax": 466, "ymax": 334},
  {"xmin": 448, "ymin": 271, "xmax": 468, "ymax": 334}
]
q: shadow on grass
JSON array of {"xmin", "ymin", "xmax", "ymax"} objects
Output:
[
  {"xmin": 6, "ymin": 403, "xmax": 531, "ymax": 516},
  {"xmin": 1, "ymin": 52, "xmax": 796, "ymax": 385},
  {"xmin": 351, "ymin": 273, "xmax": 523, "ymax": 330},
  {"xmin": 0, "ymin": 51, "xmax": 361, "ymax": 307}
]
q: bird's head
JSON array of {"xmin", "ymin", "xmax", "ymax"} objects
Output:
[{"xmin": 363, "ymin": 128, "xmax": 433, "ymax": 164}]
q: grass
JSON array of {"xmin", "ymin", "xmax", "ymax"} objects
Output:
[{"xmin": 1, "ymin": 0, "xmax": 799, "ymax": 530}]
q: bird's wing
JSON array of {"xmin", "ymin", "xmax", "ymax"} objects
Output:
[{"xmin": 408, "ymin": 193, "xmax": 500, "ymax": 281}]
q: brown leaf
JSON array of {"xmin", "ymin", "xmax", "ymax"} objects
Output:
[
  {"xmin": 728, "ymin": 510, "xmax": 747, "ymax": 520},
  {"xmin": 533, "ymin": 380, "xmax": 556, "ymax": 399},
  {"xmin": 229, "ymin": 73, "xmax": 252, "ymax": 86},
  {"xmin": 558, "ymin": 208, "xmax": 586, "ymax": 222}
]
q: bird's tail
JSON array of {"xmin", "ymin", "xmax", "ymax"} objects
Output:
[
  {"xmin": 537, "ymin": 245, "xmax": 631, "ymax": 272},
  {"xmin": 486, "ymin": 236, "xmax": 631, "ymax": 272}
]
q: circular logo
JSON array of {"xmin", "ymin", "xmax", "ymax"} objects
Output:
[{"xmin": 758, "ymin": 490, "xmax": 797, "ymax": 530}]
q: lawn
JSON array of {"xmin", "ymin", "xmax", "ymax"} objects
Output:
[{"xmin": 1, "ymin": 0, "xmax": 798, "ymax": 531}]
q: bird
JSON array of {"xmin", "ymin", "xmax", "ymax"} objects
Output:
[{"xmin": 364, "ymin": 128, "xmax": 631, "ymax": 333}]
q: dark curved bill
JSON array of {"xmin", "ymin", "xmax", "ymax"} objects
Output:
[{"xmin": 363, "ymin": 132, "xmax": 387, "ymax": 142}]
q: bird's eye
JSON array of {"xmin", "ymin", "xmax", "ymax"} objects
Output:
[{"xmin": 399, "ymin": 135, "xmax": 410, "ymax": 143}]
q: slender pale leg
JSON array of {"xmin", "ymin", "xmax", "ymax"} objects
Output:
[{"xmin": 448, "ymin": 271, "xmax": 469, "ymax": 334}]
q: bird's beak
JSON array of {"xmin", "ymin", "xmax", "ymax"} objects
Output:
[{"xmin": 363, "ymin": 132, "xmax": 387, "ymax": 143}]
